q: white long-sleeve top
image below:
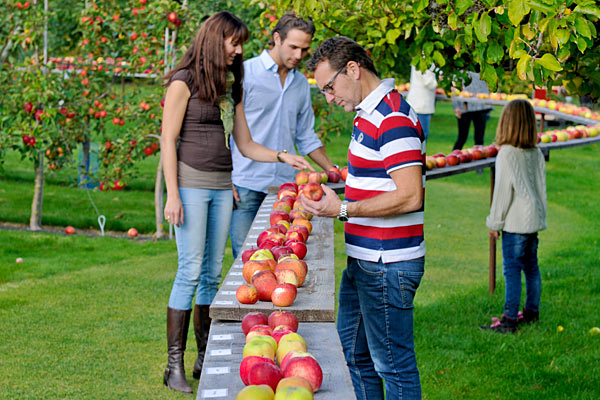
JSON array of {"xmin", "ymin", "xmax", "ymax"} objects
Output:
[
  {"xmin": 406, "ymin": 65, "xmax": 437, "ymax": 114},
  {"xmin": 486, "ymin": 145, "xmax": 547, "ymax": 234}
]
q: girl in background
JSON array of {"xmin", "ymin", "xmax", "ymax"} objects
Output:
[{"xmin": 481, "ymin": 99, "xmax": 547, "ymax": 333}]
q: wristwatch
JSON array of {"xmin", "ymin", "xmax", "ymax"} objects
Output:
[
  {"xmin": 337, "ymin": 201, "xmax": 349, "ymax": 222},
  {"xmin": 276, "ymin": 149, "xmax": 288, "ymax": 162}
]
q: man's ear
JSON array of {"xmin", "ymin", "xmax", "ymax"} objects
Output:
[
  {"xmin": 347, "ymin": 61, "xmax": 361, "ymax": 80},
  {"xmin": 273, "ymin": 32, "xmax": 281, "ymax": 47}
]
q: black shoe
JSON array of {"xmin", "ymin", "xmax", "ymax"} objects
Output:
[
  {"xmin": 164, "ymin": 307, "xmax": 193, "ymax": 394},
  {"xmin": 522, "ymin": 308, "xmax": 539, "ymax": 324},
  {"xmin": 480, "ymin": 314, "xmax": 518, "ymax": 333},
  {"xmin": 192, "ymin": 305, "xmax": 211, "ymax": 380}
]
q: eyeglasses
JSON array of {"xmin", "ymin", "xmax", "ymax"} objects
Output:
[{"xmin": 320, "ymin": 66, "xmax": 345, "ymax": 95}]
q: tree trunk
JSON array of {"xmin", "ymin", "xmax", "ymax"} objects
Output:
[
  {"xmin": 154, "ymin": 152, "xmax": 165, "ymax": 238},
  {"xmin": 30, "ymin": 152, "xmax": 44, "ymax": 231},
  {"xmin": 79, "ymin": 138, "xmax": 90, "ymax": 188}
]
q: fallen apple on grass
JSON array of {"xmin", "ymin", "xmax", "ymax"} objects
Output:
[{"xmin": 65, "ymin": 226, "xmax": 76, "ymax": 235}]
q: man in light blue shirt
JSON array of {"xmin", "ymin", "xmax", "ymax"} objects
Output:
[{"xmin": 230, "ymin": 12, "xmax": 334, "ymax": 259}]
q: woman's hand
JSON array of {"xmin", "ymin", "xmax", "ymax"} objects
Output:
[
  {"xmin": 164, "ymin": 196, "xmax": 184, "ymax": 227},
  {"xmin": 280, "ymin": 152, "xmax": 314, "ymax": 171}
]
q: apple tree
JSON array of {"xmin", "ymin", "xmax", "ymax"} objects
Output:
[{"xmin": 267, "ymin": 0, "xmax": 600, "ymax": 99}]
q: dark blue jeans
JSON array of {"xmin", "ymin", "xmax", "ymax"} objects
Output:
[
  {"xmin": 337, "ymin": 256, "xmax": 424, "ymax": 400},
  {"xmin": 229, "ymin": 185, "xmax": 267, "ymax": 260},
  {"xmin": 502, "ymin": 231, "xmax": 541, "ymax": 319}
]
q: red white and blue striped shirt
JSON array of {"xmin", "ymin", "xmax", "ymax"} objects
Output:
[{"xmin": 344, "ymin": 79, "xmax": 426, "ymax": 263}]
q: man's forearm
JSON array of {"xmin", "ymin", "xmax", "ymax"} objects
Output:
[{"xmin": 308, "ymin": 147, "xmax": 334, "ymax": 171}]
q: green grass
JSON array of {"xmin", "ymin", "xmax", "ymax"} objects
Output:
[{"xmin": 1, "ymin": 101, "xmax": 599, "ymax": 399}]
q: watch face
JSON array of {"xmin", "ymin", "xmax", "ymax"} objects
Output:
[{"xmin": 338, "ymin": 216, "xmax": 349, "ymax": 222}]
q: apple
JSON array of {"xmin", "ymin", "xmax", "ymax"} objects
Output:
[
  {"xmin": 65, "ymin": 226, "xmax": 76, "ymax": 235},
  {"xmin": 289, "ymin": 209, "xmax": 310, "ymax": 222},
  {"xmin": 240, "ymin": 356, "xmax": 277, "ymax": 385},
  {"xmin": 250, "ymin": 248, "xmax": 275, "ymax": 261},
  {"xmin": 255, "ymin": 278, "xmax": 279, "ymax": 301},
  {"xmin": 268, "ymin": 225, "xmax": 288, "ymax": 235},
  {"xmin": 307, "ymin": 172, "xmax": 321, "ymax": 184},
  {"xmin": 243, "ymin": 260, "xmax": 273, "ymax": 283},
  {"xmin": 285, "ymin": 240, "xmax": 307, "ymax": 260},
  {"xmin": 167, "ymin": 12, "xmax": 178, "ymax": 23},
  {"xmin": 276, "ymin": 338, "xmax": 307, "ymax": 365},
  {"xmin": 275, "ymin": 377, "xmax": 314, "ymax": 396},
  {"xmin": 271, "ymin": 246, "xmax": 294, "ymax": 260},
  {"xmin": 275, "ymin": 269, "xmax": 299, "ymax": 286},
  {"xmin": 288, "ymin": 225, "xmax": 309, "ymax": 242},
  {"xmin": 270, "ymin": 211, "xmax": 290, "ymax": 226},
  {"xmin": 251, "ymin": 270, "xmax": 277, "ymax": 286},
  {"xmin": 471, "ymin": 149, "xmax": 484, "ymax": 160},
  {"xmin": 235, "ymin": 384, "xmax": 274, "ymax": 400},
  {"xmin": 326, "ymin": 171, "xmax": 341, "ymax": 184},
  {"xmin": 292, "ymin": 218, "xmax": 312, "ymax": 234},
  {"xmin": 282, "ymin": 356, "xmax": 323, "ymax": 392},
  {"xmin": 425, "ymin": 157, "xmax": 436, "ymax": 170},
  {"xmin": 280, "ymin": 351, "xmax": 317, "ymax": 372},
  {"xmin": 340, "ymin": 166, "xmax": 348, "ymax": 181},
  {"xmin": 236, "ymin": 284, "xmax": 259, "ymax": 304},
  {"xmin": 242, "ymin": 312, "xmax": 268, "ymax": 335},
  {"xmin": 243, "ymin": 337, "xmax": 276, "ymax": 360},
  {"xmin": 446, "ymin": 154, "xmax": 459, "ymax": 166},
  {"xmin": 276, "ymin": 258, "xmax": 307, "ymax": 286},
  {"xmin": 248, "ymin": 324, "xmax": 274, "ymax": 336},
  {"xmin": 295, "ymin": 171, "xmax": 309, "ymax": 185},
  {"xmin": 247, "ymin": 362, "xmax": 282, "ymax": 392},
  {"xmin": 486, "ymin": 145, "xmax": 498, "ymax": 157},
  {"xmin": 434, "ymin": 157, "xmax": 447, "ymax": 168},
  {"xmin": 247, "ymin": 331, "xmax": 277, "ymax": 351},
  {"xmin": 242, "ymin": 247, "xmax": 259, "ymax": 263},
  {"xmin": 279, "ymin": 182, "xmax": 298, "ymax": 192},
  {"xmin": 271, "ymin": 327, "xmax": 295, "ymax": 344},
  {"xmin": 285, "ymin": 230, "xmax": 305, "ymax": 244},
  {"xmin": 278, "ymin": 188, "xmax": 297, "ymax": 200},
  {"xmin": 257, "ymin": 231, "xmax": 271, "ymax": 248},
  {"xmin": 260, "ymin": 237, "xmax": 284, "ymax": 250},
  {"xmin": 127, "ymin": 228, "xmax": 138, "ymax": 237},
  {"xmin": 273, "ymin": 202, "xmax": 292, "ymax": 214},
  {"xmin": 301, "ymin": 183, "xmax": 323, "ymax": 201},
  {"xmin": 268, "ymin": 311, "xmax": 299, "ymax": 332},
  {"xmin": 271, "ymin": 283, "xmax": 297, "ymax": 307},
  {"xmin": 320, "ymin": 171, "xmax": 328, "ymax": 183}
]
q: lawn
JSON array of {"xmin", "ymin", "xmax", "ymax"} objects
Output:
[{"xmin": 1, "ymin": 100, "xmax": 599, "ymax": 399}]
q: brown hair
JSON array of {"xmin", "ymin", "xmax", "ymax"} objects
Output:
[
  {"xmin": 269, "ymin": 12, "xmax": 315, "ymax": 46},
  {"xmin": 495, "ymin": 99, "xmax": 537, "ymax": 148},
  {"xmin": 165, "ymin": 11, "xmax": 249, "ymax": 106},
  {"xmin": 307, "ymin": 36, "xmax": 378, "ymax": 76}
]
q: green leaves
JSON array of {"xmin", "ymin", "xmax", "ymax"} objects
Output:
[
  {"xmin": 455, "ymin": 0, "xmax": 474, "ymax": 15},
  {"xmin": 535, "ymin": 53, "xmax": 563, "ymax": 71},
  {"xmin": 574, "ymin": 3, "xmax": 600, "ymax": 19},
  {"xmin": 473, "ymin": 12, "xmax": 492, "ymax": 42},
  {"xmin": 507, "ymin": 0, "xmax": 530, "ymax": 26},
  {"xmin": 574, "ymin": 18, "xmax": 592, "ymax": 39},
  {"xmin": 386, "ymin": 29, "xmax": 401, "ymax": 44},
  {"xmin": 517, "ymin": 54, "xmax": 531, "ymax": 79}
]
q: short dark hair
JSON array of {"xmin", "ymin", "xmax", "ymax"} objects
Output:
[
  {"xmin": 270, "ymin": 12, "xmax": 315, "ymax": 46},
  {"xmin": 307, "ymin": 36, "xmax": 378, "ymax": 77}
]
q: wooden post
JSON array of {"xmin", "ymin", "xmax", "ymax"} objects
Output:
[{"xmin": 489, "ymin": 165, "xmax": 496, "ymax": 295}]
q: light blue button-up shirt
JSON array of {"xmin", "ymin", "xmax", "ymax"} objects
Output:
[{"xmin": 231, "ymin": 50, "xmax": 323, "ymax": 193}]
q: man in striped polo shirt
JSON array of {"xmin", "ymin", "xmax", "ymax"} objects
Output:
[{"xmin": 302, "ymin": 36, "xmax": 426, "ymax": 400}]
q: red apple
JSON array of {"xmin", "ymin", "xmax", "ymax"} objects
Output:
[
  {"xmin": 301, "ymin": 183, "xmax": 324, "ymax": 201},
  {"xmin": 243, "ymin": 260, "xmax": 273, "ymax": 283},
  {"xmin": 276, "ymin": 258, "xmax": 308, "ymax": 286},
  {"xmin": 340, "ymin": 166, "xmax": 348, "ymax": 181},
  {"xmin": 270, "ymin": 211, "xmax": 290, "ymax": 226},
  {"xmin": 279, "ymin": 182, "xmax": 298, "ymax": 192},
  {"xmin": 259, "ymin": 237, "xmax": 283, "ymax": 251},
  {"xmin": 326, "ymin": 170, "xmax": 341, "ymax": 183},
  {"xmin": 239, "ymin": 356, "xmax": 276, "ymax": 385},
  {"xmin": 435, "ymin": 157, "xmax": 447, "ymax": 168},
  {"xmin": 282, "ymin": 356, "xmax": 323, "ymax": 392},
  {"xmin": 127, "ymin": 228, "xmax": 138, "ymax": 237},
  {"xmin": 292, "ymin": 219, "xmax": 312, "ymax": 234},
  {"xmin": 295, "ymin": 171, "xmax": 309, "ymax": 185},
  {"xmin": 288, "ymin": 225, "xmax": 309, "ymax": 242},
  {"xmin": 284, "ymin": 240, "xmax": 307, "ymax": 260},
  {"xmin": 278, "ymin": 189, "xmax": 297, "ymax": 201},
  {"xmin": 268, "ymin": 311, "xmax": 299, "ymax": 332},
  {"xmin": 242, "ymin": 247, "xmax": 259, "ymax": 263},
  {"xmin": 272, "ymin": 201, "xmax": 292, "ymax": 214},
  {"xmin": 251, "ymin": 270, "xmax": 277, "ymax": 286},
  {"xmin": 236, "ymin": 284, "xmax": 259, "ymax": 304},
  {"xmin": 280, "ymin": 351, "xmax": 317, "ymax": 372},
  {"xmin": 446, "ymin": 154, "xmax": 459, "ymax": 166},
  {"xmin": 270, "ymin": 245, "xmax": 294, "ymax": 260},
  {"xmin": 271, "ymin": 327, "xmax": 295, "ymax": 344},
  {"xmin": 271, "ymin": 283, "xmax": 297, "ymax": 307},
  {"xmin": 471, "ymin": 149, "xmax": 484, "ymax": 160},
  {"xmin": 167, "ymin": 12, "xmax": 178, "ymax": 23},
  {"xmin": 247, "ymin": 362, "xmax": 282, "ymax": 392},
  {"xmin": 255, "ymin": 278, "xmax": 278, "ymax": 301},
  {"xmin": 267, "ymin": 225, "xmax": 288, "ymax": 235},
  {"xmin": 242, "ymin": 312, "xmax": 268, "ymax": 335},
  {"xmin": 307, "ymin": 172, "xmax": 321, "ymax": 184},
  {"xmin": 65, "ymin": 226, "xmax": 76, "ymax": 235}
]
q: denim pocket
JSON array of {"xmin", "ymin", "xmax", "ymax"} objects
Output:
[
  {"xmin": 355, "ymin": 258, "xmax": 385, "ymax": 276},
  {"xmin": 396, "ymin": 270, "xmax": 424, "ymax": 309}
]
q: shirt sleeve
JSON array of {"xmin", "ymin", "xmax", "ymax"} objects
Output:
[
  {"xmin": 171, "ymin": 69, "xmax": 194, "ymax": 93},
  {"xmin": 379, "ymin": 114, "xmax": 423, "ymax": 174},
  {"xmin": 294, "ymin": 82, "xmax": 323, "ymax": 156},
  {"xmin": 486, "ymin": 151, "xmax": 513, "ymax": 231}
]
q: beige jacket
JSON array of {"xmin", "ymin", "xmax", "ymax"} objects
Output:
[{"xmin": 487, "ymin": 145, "xmax": 547, "ymax": 233}]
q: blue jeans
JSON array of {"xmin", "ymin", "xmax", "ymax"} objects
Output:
[
  {"xmin": 229, "ymin": 185, "xmax": 267, "ymax": 260},
  {"xmin": 168, "ymin": 187, "xmax": 233, "ymax": 309},
  {"xmin": 502, "ymin": 231, "xmax": 541, "ymax": 319},
  {"xmin": 416, "ymin": 113, "xmax": 431, "ymax": 141},
  {"xmin": 337, "ymin": 256, "xmax": 424, "ymax": 400}
]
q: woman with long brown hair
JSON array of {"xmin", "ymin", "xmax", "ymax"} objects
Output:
[{"xmin": 160, "ymin": 11, "xmax": 311, "ymax": 393}]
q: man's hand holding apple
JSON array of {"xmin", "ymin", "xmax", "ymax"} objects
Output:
[{"xmin": 300, "ymin": 184, "xmax": 340, "ymax": 218}]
